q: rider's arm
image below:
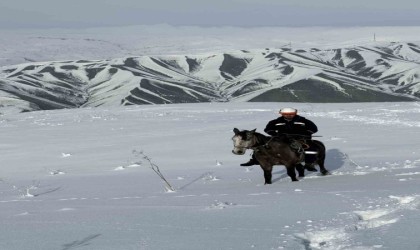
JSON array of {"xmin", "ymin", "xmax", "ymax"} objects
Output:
[
  {"xmin": 305, "ymin": 119, "xmax": 318, "ymax": 134},
  {"xmin": 264, "ymin": 120, "xmax": 279, "ymax": 136}
]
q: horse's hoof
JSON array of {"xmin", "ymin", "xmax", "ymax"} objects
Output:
[{"xmin": 321, "ymin": 170, "xmax": 330, "ymax": 175}]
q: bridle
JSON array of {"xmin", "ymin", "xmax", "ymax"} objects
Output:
[{"xmin": 233, "ymin": 132, "xmax": 273, "ymax": 151}]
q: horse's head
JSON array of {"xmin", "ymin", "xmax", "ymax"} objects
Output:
[{"xmin": 232, "ymin": 128, "xmax": 257, "ymax": 155}]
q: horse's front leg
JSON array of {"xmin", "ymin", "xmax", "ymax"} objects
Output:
[
  {"xmin": 295, "ymin": 163, "xmax": 305, "ymax": 177},
  {"xmin": 260, "ymin": 165, "xmax": 273, "ymax": 184},
  {"xmin": 286, "ymin": 165, "xmax": 299, "ymax": 182}
]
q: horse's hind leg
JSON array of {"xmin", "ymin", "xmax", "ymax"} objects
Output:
[
  {"xmin": 313, "ymin": 141, "xmax": 330, "ymax": 175},
  {"xmin": 317, "ymin": 156, "xmax": 330, "ymax": 175},
  {"xmin": 318, "ymin": 162, "xmax": 330, "ymax": 175}
]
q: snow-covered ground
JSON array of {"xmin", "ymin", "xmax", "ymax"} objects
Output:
[{"xmin": 1, "ymin": 102, "xmax": 419, "ymax": 250}]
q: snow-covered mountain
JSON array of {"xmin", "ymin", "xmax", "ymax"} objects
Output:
[{"xmin": 1, "ymin": 42, "xmax": 420, "ymax": 113}]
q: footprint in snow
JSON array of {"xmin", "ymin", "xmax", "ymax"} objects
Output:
[
  {"xmin": 292, "ymin": 195, "xmax": 417, "ymax": 249},
  {"xmin": 389, "ymin": 195, "xmax": 419, "ymax": 210},
  {"xmin": 206, "ymin": 200, "xmax": 236, "ymax": 210},
  {"xmin": 294, "ymin": 228, "xmax": 349, "ymax": 250},
  {"xmin": 57, "ymin": 208, "xmax": 76, "ymax": 212},
  {"xmin": 49, "ymin": 170, "xmax": 66, "ymax": 175},
  {"xmin": 114, "ymin": 163, "xmax": 141, "ymax": 171},
  {"xmin": 248, "ymin": 192, "xmax": 270, "ymax": 196},
  {"xmin": 114, "ymin": 166, "xmax": 126, "ymax": 171},
  {"xmin": 395, "ymin": 172, "xmax": 420, "ymax": 176},
  {"xmin": 126, "ymin": 163, "xmax": 141, "ymax": 168},
  {"xmin": 15, "ymin": 212, "xmax": 30, "ymax": 216},
  {"xmin": 202, "ymin": 174, "xmax": 220, "ymax": 181},
  {"xmin": 389, "ymin": 195, "xmax": 417, "ymax": 205},
  {"xmin": 61, "ymin": 153, "xmax": 72, "ymax": 158},
  {"xmin": 353, "ymin": 208, "xmax": 398, "ymax": 229},
  {"xmin": 412, "ymin": 159, "xmax": 420, "ymax": 166}
]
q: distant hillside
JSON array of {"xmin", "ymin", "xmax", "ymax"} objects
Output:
[{"xmin": 1, "ymin": 42, "xmax": 420, "ymax": 113}]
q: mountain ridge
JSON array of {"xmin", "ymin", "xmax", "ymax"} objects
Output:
[{"xmin": 1, "ymin": 42, "xmax": 420, "ymax": 113}]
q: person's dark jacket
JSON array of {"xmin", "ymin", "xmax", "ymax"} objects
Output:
[{"xmin": 264, "ymin": 115, "xmax": 318, "ymax": 138}]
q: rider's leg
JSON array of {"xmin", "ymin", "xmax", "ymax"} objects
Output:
[{"xmin": 240, "ymin": 153, "xmax": 259, "ymax": 166}]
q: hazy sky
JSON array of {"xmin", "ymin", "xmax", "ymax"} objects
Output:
[{"xmin": 1, "ymin": 0, "xmax": 420, "ymax": 29}]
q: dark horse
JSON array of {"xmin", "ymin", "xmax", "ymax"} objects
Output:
[{"xmin": 232, "ymin": 128, "xmax": 329, "ymax": 184}]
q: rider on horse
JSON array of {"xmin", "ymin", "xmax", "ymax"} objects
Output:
[{"xmin": 240, "ymin": 107, "xmax": 319, "ymax": 171}]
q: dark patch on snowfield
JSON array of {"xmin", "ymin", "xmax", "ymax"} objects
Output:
[
  {"xmin": 123, "ymin": 57, "xmax": 139, "ymax": 68},
  {"xmin": 281, "ymin": 65, "xmax": 294, "ymax": 75},
  {"xmin": 85, "ymin": 67, "xmax": 105, "ymax": 80},
  {"xmin": 219, "ymin": 54, "xmax": 250, "ymax": 77},
  {"xmin": 265, "ymin": 52, "xmax": 282, "ymax": 60},
  {"xmin": 186, "ymin": 57, "xmax": 200, "ymax": 72},
  {"xmin": 332, "ymin": 49, "xmax": 345, "ymax": 67},
  {"xmin": 75, "ymin": 60, "xmax": 91, "ymax": 63},
  {"xmin": 345, "ymin": 50, "xmax": 366, "ymax": 71},
  {"xmin": 60, "ymin": 65, "xmax": 78, "ymax": 70},
  {"xmin": 407, "ymin": 43, "xmax": 420, "ymax": 54}
]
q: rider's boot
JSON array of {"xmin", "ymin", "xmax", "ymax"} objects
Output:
[{"xmin": 240, "ymin": 157, "xmax": 258, "ymax": 166}]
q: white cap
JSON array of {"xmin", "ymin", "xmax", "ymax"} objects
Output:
[{"xmin": 279, "ymin": 108, "xmax": 297, "ymax": 114}]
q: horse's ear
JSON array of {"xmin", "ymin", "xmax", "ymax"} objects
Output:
[
  {"xmin": 233, "ymin": 128, "xmax": 240, "ymax": 134},
  {"xmin": 251, "ymin": 129, "xmax": 256, "ymax": 133}
]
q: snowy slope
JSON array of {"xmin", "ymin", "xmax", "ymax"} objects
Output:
[
  {"xmin": 0, "ymin": 102, "xmax": 419, "ymax": 250},
  {"xmin": 1, "ymin": 43, "xmax": 420, "ymax": 114}
]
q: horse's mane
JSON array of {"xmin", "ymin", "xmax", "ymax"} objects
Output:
[
  {"xmin": 253, "ymin": 131, "xmax": 270, "ymax": 146},
  {"xmin": 253, "ymin": 131, "xmax": 288, "ymax": 147}
]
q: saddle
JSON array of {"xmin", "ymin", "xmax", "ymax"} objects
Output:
[
  {"xmin": 290, "ymin": 138, "xmax": 310, "ymax": 153},
  {"xmin": 270, "ymin": 135, "xmax": 313, "ymax": 161}
]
